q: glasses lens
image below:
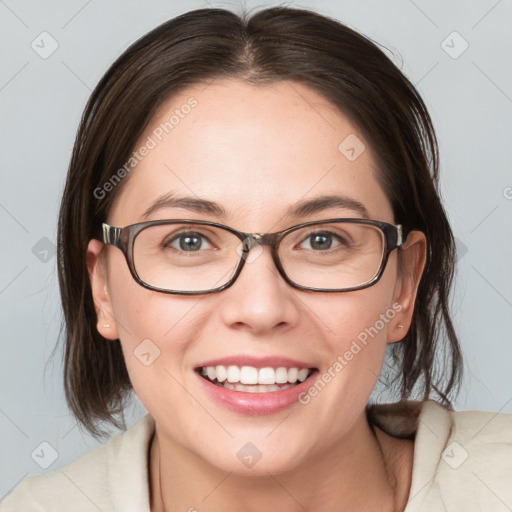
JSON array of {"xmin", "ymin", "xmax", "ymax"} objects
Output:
[
  {"xmin": 279, "ymin": 222, "xmax": 385, "ymax": 290},
  {"xmin": 133, "ymin": 223, "xmax": 242, "ymax": 292}
]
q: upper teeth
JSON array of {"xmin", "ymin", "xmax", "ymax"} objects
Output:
[{"xmin": 201, "ymin": 365, "xmax": 311, "ymax": 385}]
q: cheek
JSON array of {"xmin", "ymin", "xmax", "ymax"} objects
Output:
[
  {"xmin": 307, "ymin": 259, "xmax": 399, "ymax": 399},
  {"xmin": 315, "ymin": 256, "xmax": 398, "ymax": 350},
  {"xmin": 109, "ymin": 291, "xmax": 206, "ymax": 418},
  {"xmin": 322, "ymin": 290, "xmax": 392, "ymax": 382},
  {"xmin": 105, "ymin": 256, "xmax": 204, "ymax": 400},
  {"xmin": 106, "ymin": 248, "xmax": 199, "ymax": 345}
]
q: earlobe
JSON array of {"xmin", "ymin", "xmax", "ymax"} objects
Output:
[
  {"xmin": 86, "ymin": 239, "xmax": 119, "ymax": 340},
  {"xmin": 387, "ymin": 231, "xmax": 427, "ymax": 343}
]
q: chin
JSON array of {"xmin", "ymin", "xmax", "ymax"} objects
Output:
[{"xmin": 191, "ymin": 432, "xmax": 313, "ymax": 477}]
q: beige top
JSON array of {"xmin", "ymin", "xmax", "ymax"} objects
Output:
[{"xmin": 2, "ymin": 400, "xmax": 511, "ymax": 511}]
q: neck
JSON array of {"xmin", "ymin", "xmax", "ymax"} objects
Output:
[{"xmin": 149, "ymin": 413, "xmax": 412, "ymax": 512}]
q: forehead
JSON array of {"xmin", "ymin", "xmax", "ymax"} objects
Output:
[{"xmin": 107, "ymin": 79, "xmax": 393, "ymax": 228}]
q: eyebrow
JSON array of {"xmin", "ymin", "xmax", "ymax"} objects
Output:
[
  {"xmin": 142, "ymin": 192, "xmax": 225, "ymax": 219},
  {"xmin": 142, "ymin": 192, "xmax": 370, "ymax": 220}
]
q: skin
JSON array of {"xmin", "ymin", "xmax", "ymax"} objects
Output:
[{"xmin": 87, "ymin": 79, "xmax": 426, "ymax": 512}]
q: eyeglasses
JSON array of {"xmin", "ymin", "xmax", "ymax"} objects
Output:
[{"xmin": 100, "ymin": 218, "xmax": 405, "ymax": 295}]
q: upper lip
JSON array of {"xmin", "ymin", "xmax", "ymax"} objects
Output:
[{"xmin": 195, "ymin": 355, "xmax": 316, "ymax": 370}]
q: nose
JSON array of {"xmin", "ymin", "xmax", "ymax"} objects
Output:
[{"xmin": 218, "ymin": 244, "xmax": 301, "ymax": 335}]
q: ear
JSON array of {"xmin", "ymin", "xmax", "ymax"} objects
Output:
[
  {"xmin": 86, "ymin": 239, "xmax": 119, "ymax": 340},
  {"xmin": 387, "ymin": 230, "xmax": 427, "ymax": 343}
]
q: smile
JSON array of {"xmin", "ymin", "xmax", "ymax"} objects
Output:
[{"xmin": 197, "ymin": 365, "xmax": 313, "ymax": 393}]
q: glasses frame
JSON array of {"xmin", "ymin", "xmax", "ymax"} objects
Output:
[{"xmin": 100, "ymin": 218, "xmax": 406, "ymax": 295}]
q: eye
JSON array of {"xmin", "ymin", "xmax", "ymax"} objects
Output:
[
  {"xmin": 165, "ymin": 231, "xmax": 213, "ymax": 252},
  {"xmin": 299, "ymin": 231, "xmax": 349, "ymax": 251}
]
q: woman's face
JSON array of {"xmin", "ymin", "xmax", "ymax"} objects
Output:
[{"xmin": 88, "ymin": 79, "xmax": 424, "ymax": 475}]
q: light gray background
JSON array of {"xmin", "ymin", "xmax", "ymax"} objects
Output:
[{"xmin": 1, "ymin": 0, "xmax": 511, "ymax": 498}]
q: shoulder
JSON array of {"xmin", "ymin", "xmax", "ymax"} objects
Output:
[
  {"xmin": 418, "ymin": 400, "xmax": 512, "ymax": 469},
  {"xmin": 367, "ymin": 400, "xmax": 512, "ymax": 510},
  {"xmin": 411, "ymin": 401, "xmax": 512, "ymax": 511},
  {"xmin": 0, "ymin": 414, "xmax": 155, "ymax": 512}
]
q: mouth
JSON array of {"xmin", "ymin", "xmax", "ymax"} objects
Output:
[{"xmin": 195, "ymin": 365, "xmax": 317, "ymax": 393}]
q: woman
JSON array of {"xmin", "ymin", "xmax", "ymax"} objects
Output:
[{"xmin": 2, "ymin": 6, "xmax": 511, "ymax": 511}]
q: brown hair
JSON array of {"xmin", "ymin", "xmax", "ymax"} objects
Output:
[{"xmin": 57, "ymin": 6, "xmax": 462, "ymax": 436}]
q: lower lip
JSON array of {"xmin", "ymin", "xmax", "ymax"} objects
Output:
[{"xmin": 195, "ymin": 371, "xmax": 317, "ymax": 415}]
